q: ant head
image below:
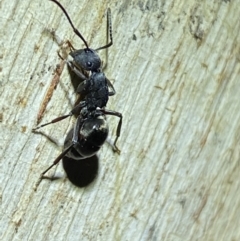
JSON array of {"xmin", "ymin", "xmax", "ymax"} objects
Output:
[
  {"xmin": 70, "ymin": 48, "xmax": 101, "ymax": 71},
  {"xmin": 51, "ymin": 0, "xmax": 112, "ymax": 71}
]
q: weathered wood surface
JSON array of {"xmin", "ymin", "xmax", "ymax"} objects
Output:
[{"xmin": 0, "ymin": 0, "xmax": 239, "ymax": 240}]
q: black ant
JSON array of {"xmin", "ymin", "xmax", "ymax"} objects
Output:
[{"xmin": 33, "ymin": 0, "xmax": 122, "ymax": 189}]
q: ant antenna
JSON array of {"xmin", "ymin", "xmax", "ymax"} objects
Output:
[
  {"xmin": 50, "ymin": 0, "xmax": 89, "ymax": 49},
  {"xmin": 95, "ymin": 8, "xmax": 113, "ymax": 51}
]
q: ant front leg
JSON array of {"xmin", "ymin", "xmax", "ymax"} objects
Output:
[{"xmin": 103, "ymin": 109, "xmax": 122, "ymax": 154}]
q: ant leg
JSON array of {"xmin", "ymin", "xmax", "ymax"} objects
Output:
[
  {"xmin": 33, "ymin": 113, "xmax": 73, "ymax": 130},
  {"xmin": 102, "ymin": 109, "xmax": 122, "ymax": 154},
  {"xmin": 33, "ymin": 102, "xmax": 85, "ymax": 131},
  {"xmin": 34, "ymin": 143, "xmax": 74, "ymax": 190}
]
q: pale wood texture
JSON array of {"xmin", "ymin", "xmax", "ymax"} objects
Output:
[{"xmin": 0, "ymin": 0, "xmax": 239, "ymax": 240}]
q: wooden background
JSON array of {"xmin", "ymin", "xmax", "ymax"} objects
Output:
[{"xmin": 0, "ymin": 0, "xmax": 239, "ymax": 240}]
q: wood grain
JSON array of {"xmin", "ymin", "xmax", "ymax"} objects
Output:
[{"xmin": 0, "ymin": 0, "xmax": 239, "ymax": 240}]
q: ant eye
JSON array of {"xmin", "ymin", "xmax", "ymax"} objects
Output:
[{"xmin": 87, "ymin": 62, "xmax": 92, "ymax": 67}]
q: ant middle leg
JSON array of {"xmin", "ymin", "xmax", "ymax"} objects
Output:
[
  {"xmin": 33, "ymin": 113, "xmax": 72, "ymax": 131},
  {"xmin": 33, "ymin": 100, "xmax": 86, "ymax": 131}
]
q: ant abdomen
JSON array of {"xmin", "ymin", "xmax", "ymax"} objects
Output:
[{"xmin": 65, "ymin": 116, "xmax": 109, "ymax": 160}]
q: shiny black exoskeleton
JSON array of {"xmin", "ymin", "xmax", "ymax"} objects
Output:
[
  {"xmin": 76, "ymin": 72, "xmax": 110, "ymax": 111},
  {"xmin": 66, "ymin": 112, "xmax": 109, "ymax": 160},
  {"xmin": 34, "ymin": 100, "xmax": 122, "ymax": 189},
  {"xmin": 33, "ymin": 1, "xmax": 123, "ymax": 189}
]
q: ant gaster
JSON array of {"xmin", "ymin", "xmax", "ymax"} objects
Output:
[{"xmin": 33, "ymin": 0, "xmax": 122, "ymax": 189}]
